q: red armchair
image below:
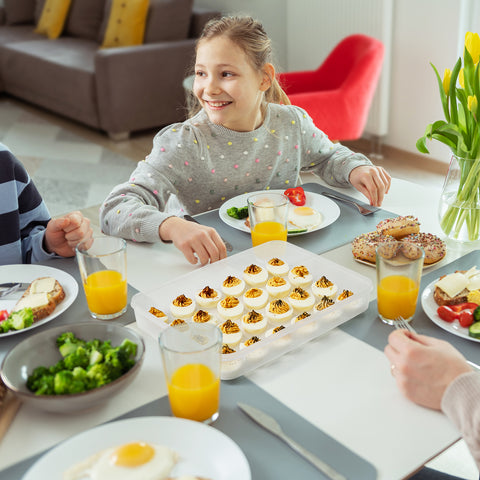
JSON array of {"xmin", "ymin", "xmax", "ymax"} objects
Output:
[{"xmin": 277, "ymin": 34, "xmax": 384, "ymax": 141}]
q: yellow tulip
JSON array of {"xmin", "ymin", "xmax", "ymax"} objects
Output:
[
  {"xmin": 442, "ymin": 68, "xmax": 451, "ymax": 94},
  {"xmin": 465, "ymin": 31, "xmax": 480, "ymax": 64},
  {"xmin": 459, "ymin": 68, "xmax": 465, "ymax": 89},
  {"xmin": 468, "ymin": 95, "xmax": 478, "ymax": 113}
]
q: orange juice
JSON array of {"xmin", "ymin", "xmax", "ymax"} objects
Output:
[
  {"xmin": 377, "ymin": 274, "xmax": 419, "ymax": 320},
  {"xmin": 251, "ymin": 221, "xmax": 287, "ymax": 246},
  {"xmin": 83, "ymin": 270, "xmax": 127, "ymax": 315},
  {"xmin": 167, "ymin": 363, "xmax": 220, "ymax": 422}
]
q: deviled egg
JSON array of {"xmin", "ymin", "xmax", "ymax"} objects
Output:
[
  {"xmin": 337, "ymin": 289, "xmax": 354, "ymax": 301},
  {"xmin": 195, "ymin": 286, "xmax": 221, "ymax": 308},
  {"xmin": 265, "ymin": 276, "xmax": 291, "ymax": 298},
  {"xmin": 243, "ymin": 264, "xmax": 268, "ymax": 286},
  {"xmin": 170, "ymin": 294, "xmax": 195, "ymax": 318},
  {"xmin": 315, "ymin": 296, "xmax": 335, "ymax": 311},
  {"xmin": 219, "ymin": 319, "xmax": 242, "ymax": 347},
  {"xmin": 192, "ymin": 309, "xmax": 217, "ymax": 324},
  {"xmin": 266, "ymin": 299, "xmax": 293, "ymax": 324},
  {"xmin": 312, "ymin": 276, "xmax": 338, "ymax": 299},
  {"xmin": 266, "ymin": 257, "xmax": 289, "ymax": 276},
  {"xmin": 291, "ymin": 311, "xmax": 312, "ymax": 324},
  {"xmin": 221, "ymin": 275, "xmax": 245, "ymax": 296},
  {"xmin": 243, "ymin": 287, "xmax": 268, "ymax": 309},
  {"xmin": 288, "ymin": 287, "xmax": 315, "ymax": 311},
  {"xmin": 288, "ymin": 265, "xmax": 313, "ymax": 288},
  {"xmin": 241, "ymin": 310, "xmax": 268, "ymax": 335},
  {"xmin": 217, "ymin": 295, "xmax": 243, "ymax": 320}
]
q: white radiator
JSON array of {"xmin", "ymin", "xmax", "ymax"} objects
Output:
[{"xmin": 286, "ymin": 0, "xmax": 393, "ymax": 138}]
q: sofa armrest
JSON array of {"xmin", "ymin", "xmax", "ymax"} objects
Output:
[
  {"xmin": 189, "ymin": 7, "xmax": 221, "ymax": 38},
  {"xmin": 95, "ymin": 39, "xmax": 197, "ymax": 136},
  {"xmin": 0, "ymin": 7, "xmax": 6, "ymax": 26}
]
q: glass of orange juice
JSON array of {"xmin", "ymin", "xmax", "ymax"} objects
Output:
[
  {"xmin": 376, "ymin": 241, "xmax": 424, "ymax": 325},
  {"xmin": 76, "ymin": 236, "xmax": 128, "ymax": 320},
  {"xmin": 247, "ymin": 192, "xmax": 289, "ymax": 247},
  {"xmin": 159, "ymin": 322, "xmax": 222, "ymax": 424}
]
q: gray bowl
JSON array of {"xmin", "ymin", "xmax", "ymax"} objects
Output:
[{"xmin": 0, "ymin": 322, "xmax": 145, "ymax": 414}]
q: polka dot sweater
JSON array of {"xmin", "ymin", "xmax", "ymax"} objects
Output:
[{"xmin": 100, "ymin": 104, "xmax": 372, "ymax": 243}]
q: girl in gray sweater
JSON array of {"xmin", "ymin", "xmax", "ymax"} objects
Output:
[{"xmin": 101, "ymin": 16, "xmax": 390, "ymax": 265}]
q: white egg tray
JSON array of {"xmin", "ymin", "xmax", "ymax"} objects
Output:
[{"xmin": 131, "ymin": 241, "xmax": 372, "ymax": 380}]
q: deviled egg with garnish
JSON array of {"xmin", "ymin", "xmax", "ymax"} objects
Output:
[
  {"xmin": 148, "ymin": 306, "xmax": 167, "ymax": 318},
  {"xmin": 291, "ymin": 311, "xmax": 317, "ymax": 334},
  {"xmin": 265, "ymin": 276, "xmax": 291, "ymax": 298},
  {"xmin": 241, "ymin": 310, "xmax": 268, "ymax": 335},
  {"xmin": 217, "ymin": 295, "xmax": 243, "ymax": 320},
  {"xmin": 221, "ymin": 275, "xmax": 245, "ymax": 296},
  {"xmin": 192, "ymin": 309, "xmax": 217, "ymax": 324},
  {"xmin": 243, "ymin": 287, "xmax": 268, "ymax": 309},
  {"xmin": 243, "ymin": 264, "xmax": 268, "ymax": 287},
  {"xmin": 170, "ymin": 318, "xmax": 187, "ymax": 326},
  {"xmin": 288, "ymin": 287, "xmax": 315, "ymax": 311},
  {"xmin": 315, "ymin": 296, "xmax": 335, "ymax": 311},
  {"xmin": 266, "ymin": 257, "xmax": 289, "ymax": 276},
  {"xmin": 312, "ymin": 276, "xmax": 338, "ymax": 299},
  {"xmin": 266, "ymin": 299, "xmax": 293, "ymax": 324},
  {"xmin": 170, "ymin": 294, "xmax": 195, "ymax": 318},
  {"xmin": 219, "ymin": 319, "xmax": 242, "ymax": 347},
  {"xmin": 291, "ymin": 311, "xmax": 312, "ymax": 324},
  {"xmin": 288, "ymin": 265, "xmax": 313, "ymax": 288},
  {"xmin": 222, "ymin": 344, "xmax": 236, "ymax": 355},
  {"xmin": 265, "ymin": 324, "xmax": 290, "ymax": 348},
  {"xmin": 195, "ymin": 286, "xmax": 221, "ymax": 308},
  {"xmin": 239, "ymin": 335, "xmax": 265, "ymax": 360},
  {"xmin": 337, "ymin": 289, "xmax": 354, "ymax": 301}
]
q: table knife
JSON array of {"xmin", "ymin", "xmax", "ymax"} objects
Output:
[
  {"xmin": 238, "ymin": 402, "xmax": 347, "ymax": 480},
  {"xmin": 0, "ymin": 282, "xmax": 29, "ymax": 299}
]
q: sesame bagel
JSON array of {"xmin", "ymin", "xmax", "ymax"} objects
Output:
[
  {"xmin": 376, "ymin": 215, "xmax": 420, "ymax": 239},
  {"xmin": 351, "ymin": 232, "xmax": 397, "ymax": 264},
  {"xmin": 401, "ymin": 233, "xmax": 446, "ymax": 265}
]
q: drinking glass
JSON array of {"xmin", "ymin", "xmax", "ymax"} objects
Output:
[
  {"xmin": 76, "ymin": 236, "xmax": 128, "ymax": 320},
  {"xmin": 376, "ymin": 241, "xmax": 424, "ymax": 324},
  {"xmin": 159, "ymin": 322, "xmax": 222, "ymax": 424},
  {"xmin": 247, "ymin": 192, "xmax": 288, "ymax": 246}
]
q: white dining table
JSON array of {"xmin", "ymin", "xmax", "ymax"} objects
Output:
[{"xmin": 0, "ymin": 173, "xmax": 477, "ymax": 479}]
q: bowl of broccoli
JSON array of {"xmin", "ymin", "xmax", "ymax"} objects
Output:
[{"xmin": 0, "ymin": 321, "xmax": 145, "ymax": 413}]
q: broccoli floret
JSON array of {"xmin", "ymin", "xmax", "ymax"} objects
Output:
[
  {"xmin": 1, "ymin": 308, "xmax": 34, "ymax": 332},
  {"xmin": 54, "ymin": 370, "xmax": 86, "ymax": 394},
  {"xmin": 63, "ymin": 345, "xmax": 90, "ymax": 370},
  {"xmin": 89, "ymin": 349, "xmax": 103, "ymax": 365},
  {"xmin": 87, "ymin": 363, "xmax": 121, "ymax": 388},
  {"xmin": 56, "ymin": 332, "xmax": 77, "ymax": 347},
  {"xmin": 49, "ymin": 359, "xmax": 65, "ymax": 374},
  {"xmin": 27, "ymin": 366, "xmax": 55, "ymax": 395},
  {"xmin": 58, "ymin": 332, "xmax": 86, "ymax": 357},
  {"xmin": 226, "ymin": 206, "xmax": 249, "ymax": 219}
]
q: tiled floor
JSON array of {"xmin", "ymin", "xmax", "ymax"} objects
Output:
[{"xmin": 0, "ymin": 95, "xmax": 477, "ymax": 479}]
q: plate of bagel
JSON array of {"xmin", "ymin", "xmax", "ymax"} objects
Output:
[
  {"xmin": 0, "ymin": 264, "xmax": 78, "ymax": 337},
  {"xmin": 351, "ymin": 215, "xmax": 447, "ymax": 268}
]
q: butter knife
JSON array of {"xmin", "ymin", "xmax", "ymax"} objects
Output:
[
  {"xmin": 0, "ymin": 282, "xmax": 29, "ymax": 299},
  {"xmin": 238, "ymin": 402, "xmax": 346, "ymax": 480}
]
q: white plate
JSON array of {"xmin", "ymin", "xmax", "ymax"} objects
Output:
[
  {"xmin": 22, "ymin": 416, "xmax": 251, "ymax": 480},
  {"xmin": 219, "ymin": 190, "xmax": 341, "ymax": 236},
  {"xmin": 421, "ymin": 278, "xmax": 480, "ymax": 343},
  {"xmin": 0, "ymin": 264, "xmax": 78, "ymax": 337}
]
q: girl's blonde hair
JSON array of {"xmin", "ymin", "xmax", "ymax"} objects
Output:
[{"xmin": 187, "ymin": 15, "xmax": 290, "ymax": 117}]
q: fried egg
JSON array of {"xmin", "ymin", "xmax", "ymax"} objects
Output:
[
  {"xmin": 63, "ymin": 442, "xmax": 177, "ymax": 480},
  {"xmin": 288, "ymin": 206, "xmax": 322, "ymax": 230}
]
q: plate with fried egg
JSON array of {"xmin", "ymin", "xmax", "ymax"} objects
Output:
[
  {"xmin": 219, "ymin": 189, "xmax": 340, "ymax": 236},
  {"xmin": 23, "ymin": 416, "xmax": 251, "ymax": 480}
]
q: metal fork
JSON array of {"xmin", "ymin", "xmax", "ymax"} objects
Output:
[
  {"xmin": 320, "ymin": 192, "xmax": 375, "ymax": 215},
  {"xmin": 394, "ymin": 316, "xmax": 480, "ymax": 371}
]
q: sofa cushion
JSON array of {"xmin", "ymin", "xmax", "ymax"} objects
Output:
[
  {"xmin": 35, "ymin": 0, "xmax": 72, "ymax": 39},
  {"xmin": 4, "ymin": 0, "xmax": 36, "ymax": 25},
  {"xmin": 34, "ymin": 0, "xmax": 46, "ymax": 24},
  {"xmin": 144, "ymin": 0, "xmax": 193, "ymax": 43},
  {"xmin": 2, "ymin": 38, "xmax": 100, "ymax": 128},
  {"xmin": 64, "ymin": 0, "xmax": 106, "ymax": 41},
  {"xmin": 100, "ymin": 0, "xmax": 149, "ymax": 48}
]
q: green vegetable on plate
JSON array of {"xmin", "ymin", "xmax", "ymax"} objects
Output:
[
  {"xmin": 0, "ymin": 307, "xmax": 34, "ymax": 333},
  {"xmin": 227, "ymin": 206, "xmax": 249, "ymax": 219}
]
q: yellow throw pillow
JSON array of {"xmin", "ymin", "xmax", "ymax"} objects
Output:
[
  {"xmin": 101, "ymin": 0, "xmax": 150, "ymax": 49},
  {"xmin": 35, "ymin": 0, "xmax": 72, "ymax": 40}
]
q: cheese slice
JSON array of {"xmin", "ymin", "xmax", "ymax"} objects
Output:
[
  {"xmin": 13, "ymin": 292, "xmax": 49, "ymax": 311},
  {"xmin": 467, "ymin": 274, "xmax": 480, "ymax": 291},
  {"xmin": 435, "ymin": 272, "xmax": 468, "ymax": 298},
  {"xmin": 30, "ymin": 277, "xmax": 56, "ymax": 294}
]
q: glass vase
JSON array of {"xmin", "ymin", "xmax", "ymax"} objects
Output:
[{"xmin": 438, "ymin": 153, "xmax": 480, "ymax": 243}]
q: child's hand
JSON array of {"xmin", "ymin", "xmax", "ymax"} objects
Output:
[
  {"xmin": 159, "ymin": 216, "xmax": 227, "ymax": 265},
  {"xmin": 44, "ymin": 211, "xmax": 93, "ymax": 257},
  {"xmin": 349, "ymin": 165, "xmax": 391, "ymax": 206}
]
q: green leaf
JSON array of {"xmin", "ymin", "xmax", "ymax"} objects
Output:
[
  {"xmin": 431, "ymin": 133, "xmax": 457, "ymax": 150},
  {"xmin": 464, "ymin": 47, "xmax": 475, "ymax": 96},
  {"xmin": 431, "ymin": 63, "xmax": 450, "ymax": 121},
  {"xmin": 449, "ymin": 57, "xmax": 462, "ymax": 125},
  {"xmin": 416, "ymin": 136, "xmax": 430, "ymax": 153}
]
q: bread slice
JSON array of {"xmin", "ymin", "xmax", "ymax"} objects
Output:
[
  {"xmin": 433, "ymin": 271, "xmax": 469, "ymax": 306},
  {"xmin": 13, "ymin": 277, "xmax": 65, "ymax": 322}
]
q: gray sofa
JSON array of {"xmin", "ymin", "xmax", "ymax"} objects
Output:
[{"xmin": 0, "ymin": 0, "xmax": 219, "ymax": 139}]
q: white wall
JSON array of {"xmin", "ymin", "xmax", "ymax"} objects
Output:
[{"xmin": 195, "ymin": 0, "xmax": 480, "ymax": 164}]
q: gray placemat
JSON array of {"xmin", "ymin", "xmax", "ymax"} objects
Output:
[
  {"xmin": 194, "ymin": 183, "xmax": 395, "ymax": 255},
  {"xmin": 0, "ymin": 257, "xmax": 138, "ymax": 355},
  {"xmin": 1, "ymin": 376, "xmax": 377, "ymax": 480},
  {"xmin": 340, "ymin": 249, "xmax": 480, "ymax": 364}
]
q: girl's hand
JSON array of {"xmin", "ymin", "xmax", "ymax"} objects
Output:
[
  {"xmin": 349, "ymin": 165, "xmax": 391, "ymax": 206},
  {"xmin": 159, "ymin": 216, "xmax": 227, "ymax": 265},
  {"xmin": 44, "ymin": 211, "xmax": 93, "ymax": 257},
  {"xmin": 384, "ymin": 330, "xmax": 472, "ymax": 410}
]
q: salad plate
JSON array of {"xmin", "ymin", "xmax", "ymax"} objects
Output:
[{"xmin": 219, "ymin": 189, "xmax": 340, "ymax": 236}]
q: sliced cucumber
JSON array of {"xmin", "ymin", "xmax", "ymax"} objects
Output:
[
  {"xmin": 468, "ymin": 321, "xmax": 480, "ymax": 339},
  {"xmin": 288, "ymin": 228, "xmax": 308, "ymax": 234}
]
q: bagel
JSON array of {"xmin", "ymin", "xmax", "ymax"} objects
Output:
[
  {"xmin": 376, "ymin": 215, "xmax": 420, "ymax": 239},
  {"xmin": 401, "ymin": 233, "xmax": 446, "ymax": 265},
  {"xmin": 351, "ymin": 232, "xmax": 397, "ymax": 264}
]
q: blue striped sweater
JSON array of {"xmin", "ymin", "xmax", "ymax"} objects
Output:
[{"xmin": 0, "ymin": 143, "xmax": 55, "ymax": 265}]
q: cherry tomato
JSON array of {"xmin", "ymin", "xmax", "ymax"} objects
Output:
[
  {"xmin": 458, "ymin": 310, "xmax": 474, "ymax": 328},
  {"xmin": 0, "ymin": 309, "xmax": 8, "ymax": 322},
  {"xmin": 284, "ymin": 187, "xmax": 306, "ymax": 206},
  {"xmin": 437, "ymin": 305, "xmax": 457, "ymax": 323}
]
